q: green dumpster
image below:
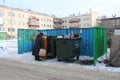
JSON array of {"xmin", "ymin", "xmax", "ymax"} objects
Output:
[
  {"xmin": 50, "ymin": 36, "xmax": 57, "ymax": 58},
  {"xmin": 56, "ymin": 38, "xmax": 81, "ymax": 61}
]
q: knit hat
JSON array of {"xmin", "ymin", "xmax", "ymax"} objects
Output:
[{"xmin": 40, "ymin": 32, "xmax": 43, "ymax": 36}]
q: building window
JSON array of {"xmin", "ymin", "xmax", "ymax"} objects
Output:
[
  {"xmin": 8, "ymin": 28, "xmax": 11, "ymax": 31},
  {"xmin": 117, "ymin": 19, "xmax": 120, "ymax": 22},
  {"xmin": 18, "ymin": 14, "xmax": 21, "ymax": 18},
  {"xmin": 8, "ymin": 12, "xmax": 15, "ymax": 17},
  {"xmin": 87, "ymin": 23, "xmax": 89, "ymax": 26},
  {"xmin": 44, "ymin": 24, "xmax": 45, "ymax": 27},
  {"xmin": 18, "ymin": 21, "xmax": 21, "ymax": 25},
  {"xmin": 84, "ymin": 23, "xmax": 86, "ymax": 27},
  {"xmin": 79, "ymin": 24, "xmax": 81, "ymax": 27},
  {"xmin": 0, "ymin": 10, "xmax": 4, "ymax": 17},
  {"xmin": 18, "ymin": 14, "xmax": 24, "ymax": 18},
  {"xmin": 41, "ymin": 24, "xmax": 43, "ymax": 27},
  {"xmin": 44, "ymin": 19, "xmax": 46, "ymax": 21},
  {"xmin": 112, "ymin": 20, "xmax": 115, "ymax": 23},
  {"xmin": 87, "ymin": 18, "xmax": 89, "ymax": 21},
  {"xmin": 78, "ymin": 18, "xmax": 81, "ymax": 21},
  {"xmin": 49, "ymin": 19, "xmax": 51, "ymax": 22},
  {"xmin": 65, "ymin": 20, "xmax": 67, "ymax": 23},
  {"xmin": 84, "ymin": 18, "xmax": 86, "ymax": 21},
  {"xmin": 12, "ymin": 28, "xmax": 15, "ymax": 32},
  {"xmin": 0, "ymin": 26, "xmax": 4, "ymax": 31},
  {"xmin": 22, "ymin": 14, "xmax": 24, "ymax": 18},
  {"xmin": 8, "ymin": 28, "xmax": 15, "ymax": 32},
  {"xmin": 7, "ymin": 20, "xmax": 10, "ymax": 24},
  {"xmin": 12, "ymin": 20, "xmax": 15, "ymax": 24},
  {"xmin": 23, "ymin": 22, "xmax": 25, "ymax": 25}
]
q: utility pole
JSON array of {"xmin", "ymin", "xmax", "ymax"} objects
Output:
[
  {"xmin": 10, "ymin": 8, "xmax": 12, "ymax": 37},
  {"xmin": 89, "ymin": 8, "xmax": 92, "ymax": 27},
  {"xmin": 3, "ymin": 0, "xmax": 5, "ymax": 5}
]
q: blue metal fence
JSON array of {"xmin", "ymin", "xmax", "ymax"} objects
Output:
[{"xmin": 18, "ymin": 28, "xmax": 94, "ymax": 57}]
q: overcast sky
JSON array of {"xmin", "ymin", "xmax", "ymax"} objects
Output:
[{"xmin": 0, "ymin": 0, "xmax": 120, "ymax": 18}]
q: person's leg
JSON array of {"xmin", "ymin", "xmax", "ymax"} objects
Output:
[
  {"xmin": 35, "ymin": 56, "xmax": 38, "ymax": 60},
  {"xmin": 35, "ymin": 56, "xmax": 41, "ymax": 61}
]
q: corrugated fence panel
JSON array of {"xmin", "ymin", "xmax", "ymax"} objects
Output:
[
  {"xmin": 18, "ymin": 29, "xmax": 24, "ymax": 54},
  {"xmin": 18, "ymin": 29, "xmax": 36, "ymax": 54},
  {"xmin": 56, "ymin": 29, "xmax": 61, "ymax": 36},
  {"xmin": 27, "ymin": 30, "xmax": 35, "ymax": 52},
  {"xmin": 52, "ymin": 29, "xmax": 57, "ymax": 36},
  {"xmin": 80, "ymin": 28, "xmax": 94, "ymax": 57},
  {"xmin": 93, "ymin": 27, "xmax": 107, "ymax": 65},
  {"xmin": 46, "ymin": 30, "xmax": 50, "ymax": 36},
  {"xmin": 41, "ymin": 30, "xmax": 48, "ymax": 36},
  {"xmin": 23, "ymin": 30, "xmax": 28, "ymax": 52}
]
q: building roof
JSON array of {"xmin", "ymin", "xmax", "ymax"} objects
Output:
[
  {"xmin": 0, "ymin": 5, "xmax": 54, "ymax": 18},
  {"xmin": 100, "ymin": 17, "xmax": 120, "ymax": 20},
  {"xmin": 62, "ymin": 13, "xmax": 91, "ymax": 19}
]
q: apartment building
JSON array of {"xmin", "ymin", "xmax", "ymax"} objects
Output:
[
  {"xmin": 97, "ymin": 17, "xmax": 120, "ymax": 28},
  {"xmin": 60, "ymin": 11, "xmax": 98, "ymax": 28},
  {"xmin": 0, "ymin": 5, "xmax": 99, "ymax": 37},
  {"xmin": 0, "ymin": 5, "xmax": 54, "ymax": 37}
]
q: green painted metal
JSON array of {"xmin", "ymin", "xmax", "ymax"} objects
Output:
[
  {"xmin": 0, "ymin": 32, "xmax": 7, "ymax": 40},
  {"xmin": 56, "ymin": 38, "xmax": 81, "ymax": 60},
  {"xmin": 50, "ymin": 36, "xmax": 57, "ymax": 58},
  {"xmin": 93, "ymin": 27, "xmax": 107, "ymax": 65}
]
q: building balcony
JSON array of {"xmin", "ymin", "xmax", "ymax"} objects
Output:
[
  {"xmin": 28, "ymin": 17, "xmax": 39, "ymax": 28},
  {"xmin": 69, "ymin": 18, "xmax": 80, "ymax": 23},
  {"xmin": 53, "ymin": 18, "xmax": 62, "ymax": 24}
]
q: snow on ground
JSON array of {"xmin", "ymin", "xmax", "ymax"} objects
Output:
[{"xmin": 0, "ymin": 39, "xmax": 120, "ymax": 72}]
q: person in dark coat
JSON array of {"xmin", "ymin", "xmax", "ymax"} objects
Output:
[{"xmin": 32, "ymin": 32, "xmax": 44, "ymax": 61}]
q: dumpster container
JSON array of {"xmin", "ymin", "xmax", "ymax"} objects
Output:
[
  {"xmin": 43, "ymin": 36, "xmax": 47, "ymax": 49},
  {"xmin": 56, "ymin": 38, "xmax": 81, "ymax": 61},
  {"xmin": 50, "ymin": 36, "xmax": 57, "ymax": 58}
]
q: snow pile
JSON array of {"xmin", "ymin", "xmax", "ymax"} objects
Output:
[
  {"xmin": 79, "ymin": 56, "xmax": 93, "ymax": 60},
  {"xmin": 97, "ymin": 48, "xmax": 110, "ymax": 62},
  {"xmin": 0, "ymin": 47, "xmax": 8, "ymax": 56}
]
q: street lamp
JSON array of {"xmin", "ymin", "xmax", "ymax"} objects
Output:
[{"xmin": 112, "ymin": 14, "xmax": 116, "ymax": 27}]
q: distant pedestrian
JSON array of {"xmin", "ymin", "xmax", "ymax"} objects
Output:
[{"xmin": 32, "ymin": 32, "xmax": 44, "ymax": 61}]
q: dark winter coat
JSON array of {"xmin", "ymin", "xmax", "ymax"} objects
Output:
[{"xmin": 32, "ymin": 34, "xmax": 43, "ymax": 56}]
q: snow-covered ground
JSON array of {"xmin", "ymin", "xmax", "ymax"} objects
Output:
[{"xmin": 0, "ymin": 39, "xmax": 120, "ymax": 72}]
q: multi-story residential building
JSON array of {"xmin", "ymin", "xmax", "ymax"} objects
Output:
[
  {"xmin": 60, "ymin": 11, "xmax": 98, "ymax": 28},
  {"xmin": 97, "ymin": 17, "xmax": 120, "ymax": 28},
  {"xmin": 97, "ymin": 17, "xmax": 120, "ymax": 38},
  {"xmin": 0, "ymin": 5, "xmax": 54, "ymax": 37},
  {"xmin": 0, "ymin": 5, "xmax": 99, "ymax": 37}
]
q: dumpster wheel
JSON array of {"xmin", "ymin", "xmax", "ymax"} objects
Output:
[{"xmin": 58, "ymin": 58, "xmax": 62, "ymax": 62}]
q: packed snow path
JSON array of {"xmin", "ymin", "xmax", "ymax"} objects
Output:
[{"xmin": 0, "ymin": 58, "xmax": 120, "ymax": 80}]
